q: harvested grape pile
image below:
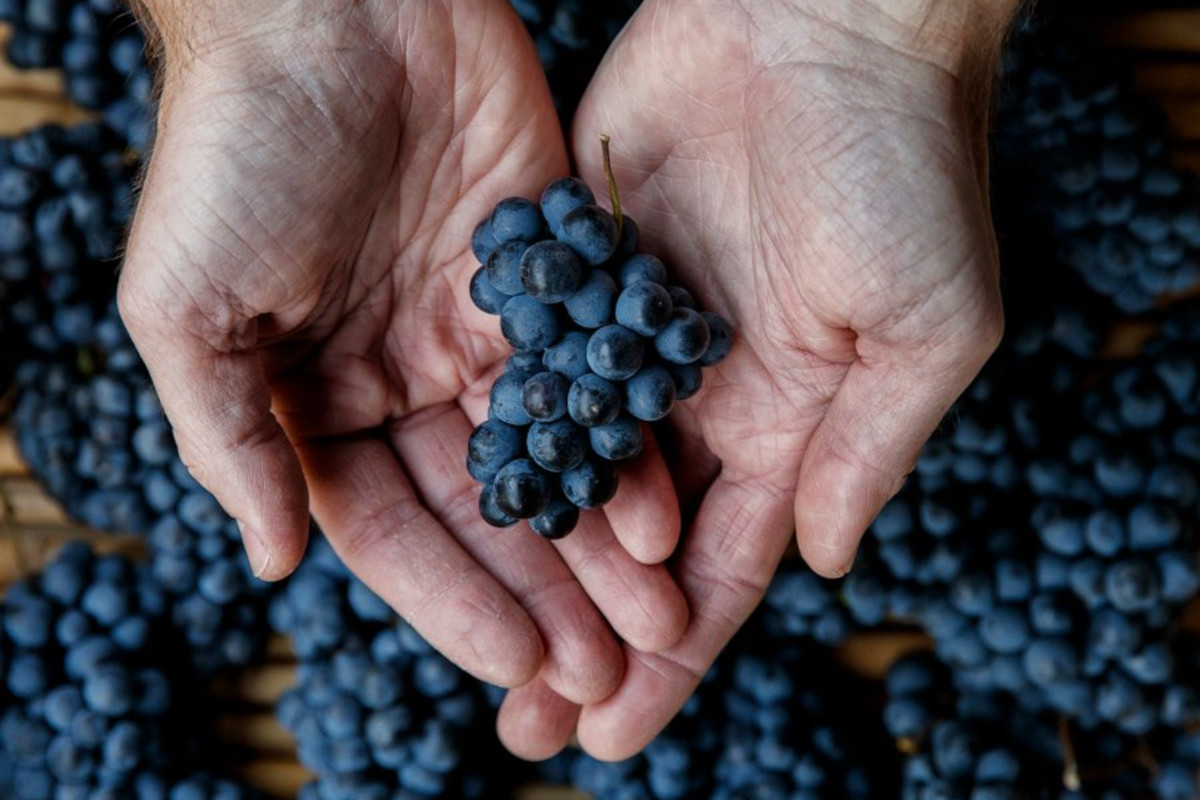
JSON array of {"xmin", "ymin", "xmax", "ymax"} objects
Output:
[{"xmin": 2, "ymin": 4, "xmax": 1200, "ymax": 800}]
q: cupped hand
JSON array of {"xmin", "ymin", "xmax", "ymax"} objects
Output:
[
  {"xmin": 117, "ymin": 0, "xmax": 687, "ymax": 705},
  {"xmin": 497, "ymin": 0, "xmax": 1012, "ymax": 760}
]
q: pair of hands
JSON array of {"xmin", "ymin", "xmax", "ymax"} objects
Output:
[{"xmin": 118, "ymin": 0, "xmax": 1012, "ymax": 761}]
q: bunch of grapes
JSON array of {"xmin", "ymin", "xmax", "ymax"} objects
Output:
[
  {"xmin": 995, "ymin": 14, "xmax": 1200, "ymax": 314},
  {"xmin": 0, "ymin": 122, "xmax": 136, "ymax": 393},
  {"xmin": 0, "ymin": 541, "xmax": 261, "ymax": 799},
  {"xmin": 0, "ymin": 0, "xmax": 155, "ymax": 151},
  {"xmin": 466, "ymin": 174, "xmax": 732, "ymax": 539},
  {"xmin": 269, "ymin": 536, "xmax": 521, "ymax": 800},
  {"xmin": 14, "ymin": 302, "xmax": 277, "ymax": 676}
]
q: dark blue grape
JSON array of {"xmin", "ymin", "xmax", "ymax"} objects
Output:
[
  {"xmin": 541, "ymin": 330, "xmax": 591, "ymax": 380},
  {"xmin": 624, "ymin": 365, "xmax": 676, "ymax": 422},
  {"xmin": 567, "ymin": 373, "xmax": 621, "ymax": 427},
  {"xmin": 468, "ymin": 267, "xmax": 508, "ymax": 315},
  {"xmin": 489, "ymin": 197, "xmax": 543, "ymax": 243},
  {"xmin": 699, "ymin": 312, "xmax": 734, "ymax": 366},
  {"xmin": 586, "ymin": 324, "xmax": 643, "ymax": 381},
  {"xmin": 616, "ymin": 254, "xmax": 667, "ymax": 288},
  {"xmin": 540, "ymin": 177, "xmax": 594, "ymax": 233},
  {"xmin": 491, "ymin": 458, "xmax": 553, "ymax": 518},
  {"xmin": 521, "ymin": 371, "xmax": 570, "ymax": 422},
  {"xmin": 527, "ymin": 418, "xmax": 587, "ymax": 473},
  {"xmin": 563, "ymin": 268, "xmax": 618, "ymax": 329},
  {"xmin": 589, "ymin": 415, "xmax": 643, "ymax": 461},
  {"xmin": 558, "ymin": 203, "xmax": 618, "ymax": 265},
  {"xmin": 484, "ymin": 239, "xmax": 529, "ymax": 296},
  {"xmin": 500, "ymin": 294, "xmax": 561, "ymax": 353},
  {"xmin": 615, "ymin": 280, "xmax": 673, "ymax": 337},
  {"xmin": 520, "ymin": 239, "xmax": 584, "ymax": 302},
  {"xmin": 529, "ymin": 496, "xmax": 581, "ymax": 539},
  {"xmin": 560, "ymin": 459, "xmax": 618, "ymax": 509}
]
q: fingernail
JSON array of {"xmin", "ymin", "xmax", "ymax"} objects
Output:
[{"xmin": 238, "ymin": 520, "xmax": 274, "ymax": 580}]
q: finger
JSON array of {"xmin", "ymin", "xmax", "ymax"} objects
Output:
[
  {"xmin": 553, "ymin": 505, "xmax": 689, "ymax": 653},
  {"xmin": 793, "ymin": 322, "xmax": 1001, "ymax": 577},
  {"xmin": 600, "ymin": 425, "xmax": 682, "ymax": 565},
  {"xmin": 391, "ymin": 404, "xmax": 624, "ymax": 705},
  {"xmin": 496, "ymin": 678, "xmax": 581, "ymax": 761},
  {"xmin": 117, "ymin": 286, "xmax": 309, "ymax": 581},
  {"xmin": 295, "ymin": 434, "xmax": 544, "ymax": 689},
  {"xmin": 575, "ymin": 471, "xmax": 795, "ymax": 760}
]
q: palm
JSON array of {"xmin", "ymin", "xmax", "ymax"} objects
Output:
[
  {"xmin": 501, "ymin": 0, "xmax": 1004, "ymax": 757},
  {"xmin": 120, "ymin": 1, "xmax": 686, "ymax": 707}
]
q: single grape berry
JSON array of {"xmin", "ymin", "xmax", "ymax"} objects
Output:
[
  {"xmin": 527, "ymin": 419, "xmax": 588, "ymax": 473},
  {"xmin": 564, "ymin": 269, "xmax": 618, "ymax": 329},
  {"xmin": 529, "ymin": 497, "xmax": 581, "ymax": 540},
  {"xmin": 664, "ymin": 362, "xmax": 703, "ymax": 400},
  {"xmin": 616, "ymin": 253, "xmax": 667, "ymax": 288},
  {"xmin": 520, "ymin": 240, "xmax": 584, "ymax": 303},
  {"xmin": 542, "ymin": 331, "xmax": 591, "ymax": 381},
  {"xmin": 468, "ymin": 267, "xmax": 508, "ymax": 315},
  {"xmin": 568, "ymin": 373, "xmax": 622, "ymax": 427},
  {"xmin": 586, "ymin": 324, "xmax": 643, "ymax": 381},
  {"xmin": 500, "ymin": 294, "xmax": 561, "ymax": 353},
  {"xmin": 488, "ymin": 370, "xmax": 534, "ymax": 426},
  {"xmin": 466, "ymin": 419, "xmax": 525, "ymax": 483},
  {"xmin": 492, "ymin": 459, "xmax": 553, "ymax": 519},
  {"xmin": 589, "ymin": 415, "xmax": 644, "ymax": 461},
  {"xmin": 522, "ymin": 371, "xmax": 570, "ymax": 422},
  {"xmin": 698, "ymin": 311, "xmax": 733, "ymax": 365},
  {"xmin": 558, "ymin": 203, "xmax": 618, "ymax": 265},
  {"xmin": 625, "ymin": 365, "xmax": 676, "ymax": 422},
  {"xmin": 655, "ymin": 308, "xmax": 711, "ymax": 364},
  {"xmin": 479, "ymin": 483, "xmax": 518, "ymax": 528},
  {"xmin": 490, "ymin": 197, "xmax": 544, "ymax": 243},
  {"xmin": 470, "ymin": 218, "xmax": 498, "ymax": 263},
  {"xmin": 615, "ymin": 280, "xmax": 674, "ymax": 337},
  {"xmin": 561, "ymin": 459, "xmax": 618, "ymax": 509},
  {"xmin": 540, "ymin": 177, "xmax": 595, "ymax": 233},
  {"xmin": 485, "ymin": 239, "xmax": 530, "ymax": 296}
]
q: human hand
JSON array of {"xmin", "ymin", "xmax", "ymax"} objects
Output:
[
  {"xmin": 117, "ymin": 0, "xmax": 687, "ymax": 704},
  {"xmin": 497, "ymin": 0, "xmax": 1017, "ymax": 759}
]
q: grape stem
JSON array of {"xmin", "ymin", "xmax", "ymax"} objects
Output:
[
  {"xmin": 600, "ymin": 133, "xmax": 624, "ymax": 239},
  {"xmin": 1058, "ymin": 717, "xmax": 1082, "ymax": 791}
]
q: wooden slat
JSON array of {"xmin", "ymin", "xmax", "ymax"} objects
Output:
[
  {"xmin": 834, "ymin": 631, "xmax": 933, "ymax": 680},
  {"xmin": 0, "ymin": 24, "xmax": 69, "ymax": 97},
  {"xmin": 226, "ymin": 761, "xmax": 314, "ymax": 800},
  {"xmin": 0, "ymin": 427, "xmax": 23, "ymax": 476},
  {"xmin": 1161, "ymin": 96, "xmax": 1200, "ymax": 142},
  {"xmin": 1133, "ymin": 61, "xmax": 1200, "ymax": 97},
  {"xmin": 1096, "ymin": 12, "xmax": 1200, "ymax": 53},
  {"xmin": 210, "ymin": 663, "xmax": 296, "ymax": 706},
  {"xmin": 213, "ymin": 712, "xmax": 299, "ymax": 755},
  {"xmin": 2, "ymin": 476, "xmax": 70, "ymax": 525},
  {"xmin": 515, "ymin": 787, "xmax": 592, "ymax": 800},
  {"xmin": 0, "ymin": 95, "xmax": 94, "ymax": 135}
]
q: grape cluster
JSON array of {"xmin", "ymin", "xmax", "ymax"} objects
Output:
[
  {"xmin": 14, "ymin": 302, "xmax": 276, "ymax": 676},
  {"xmin": 538, "ymin": 589, "xmax": 894, "ymax": 799},
  {"xmin": 0, "ymin": 122, "xmax": 136, "ymax": 393},
  {"xmin": 0, "ymin": 541, "xmax": 260, "ymax": 799},
  {"xmin": 269, "ymin": 536, "xmax": 521, "ymax": 800},
  {"xmin": 0, "ymin": 0, "xmax": 155, "ymax": 151},
  {"xmin": 468, "ymin": 178, "xmax": 732, "ymax": 538},
  {"xmin": 507, "ymin": 0, "xmax": 641, "ymax": 126},
  {"xmin": 995, "ymin": 14, "xmax": 1200, "ymax": 314}
]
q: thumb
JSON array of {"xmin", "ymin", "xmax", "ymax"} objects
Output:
[
  {"xmin": 118, "ymin": 276, "xmax": 310, "ymax": 581},
  {"xmin": 794, "ymin": 312, "xmax": 1003, "ymax": 578}
]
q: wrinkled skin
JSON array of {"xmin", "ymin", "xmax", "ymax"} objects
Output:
[{"xmin": 496, "ymin": 0, "xmax": 1006, "ymax": 760}]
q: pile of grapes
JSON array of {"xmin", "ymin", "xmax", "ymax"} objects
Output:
[
  {"xmin": 2, "ymin": 2, "xmax": 1200, "ymax": 799},
  {"xmin": 467, "ymin": 176, "xmax": 732, "ymax": 538}
]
